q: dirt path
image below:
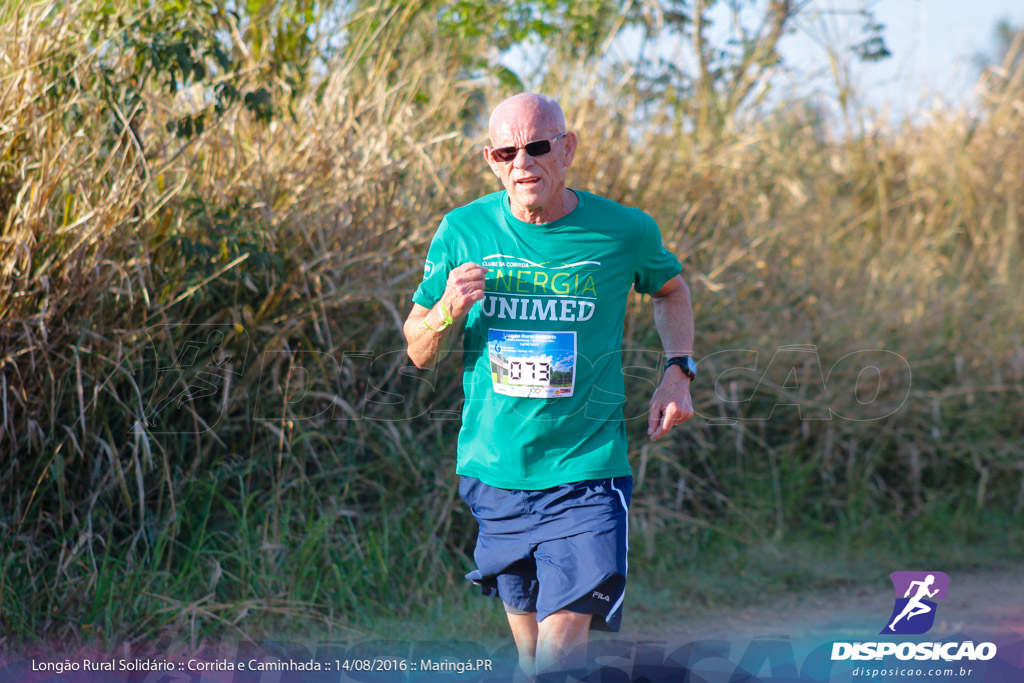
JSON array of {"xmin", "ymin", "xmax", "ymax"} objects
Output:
[{"xmin": 623, "ymin": 569, "xmax": 1024, "ymax": 643}]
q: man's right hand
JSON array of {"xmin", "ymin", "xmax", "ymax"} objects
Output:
[
  {"xmin": 404, "ymin": 262, "xmax": 489, "ymax": 369},
  {"xmin": 441, "ymin": 262, "xmax": 489, "ymax": 319}
]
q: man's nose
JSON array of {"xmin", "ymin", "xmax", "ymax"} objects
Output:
[{"xmin": 512, "ymin": 147, "xmax": 533, "ymax": 168}]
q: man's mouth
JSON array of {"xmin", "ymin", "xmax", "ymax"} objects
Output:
[{"xmin": 515, "ymin": 177, "xmax": 540, "ymax": 185}]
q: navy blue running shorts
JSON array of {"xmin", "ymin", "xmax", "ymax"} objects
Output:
[{"xmin": 458, "ymin": 475, "xmax": 633, "ymax": 632}]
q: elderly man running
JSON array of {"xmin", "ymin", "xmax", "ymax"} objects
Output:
[{"xmin": 404, "ymin": 93, "xmax": 696, "ymax": 678}]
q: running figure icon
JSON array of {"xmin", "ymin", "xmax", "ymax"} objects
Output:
[
  {"xmin": 881, "ymin": 570, "xmax": 949, "ymax": 635},
  {"xmin": 888, "ymin": 574, "xmax": 939, "ymax": 631}
]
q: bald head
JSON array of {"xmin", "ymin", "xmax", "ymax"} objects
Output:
[
  {"xmin": 488, "ymin": 93, "xmax": 566, "ymax": 145},
  {"xmin": 483, "ymin": 92, "xmax": 577, "ymax": 223}
]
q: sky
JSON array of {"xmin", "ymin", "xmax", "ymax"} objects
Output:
[
  {"xmin": 779, "ymin": 0, "xmax": 1024, "ymax": 119},
  {"xmin": 500, "ymin": 0, "xmax": 1024, "ymax": 124}
]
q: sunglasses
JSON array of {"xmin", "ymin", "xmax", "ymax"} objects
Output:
[{"xmin": 489, "ymin": 132, "xmax": 568, "ymax": 163}]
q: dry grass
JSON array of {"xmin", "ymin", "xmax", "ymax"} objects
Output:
[{"xmin": 0, "ymin": 0, "xmax": 1022, "ymax": 648}]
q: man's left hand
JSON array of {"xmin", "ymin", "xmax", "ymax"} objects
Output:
[{"xmin": 647, "ymin": 370, "xmax": 694, "ymax": 440}]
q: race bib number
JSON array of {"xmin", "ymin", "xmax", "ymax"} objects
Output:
[{"xmin": 488, "ymin": 329, "xmax": 576, "ymax": 398}]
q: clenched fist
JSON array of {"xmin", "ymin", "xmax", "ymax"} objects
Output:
[{"xmin": 441, "ymin": 262, "xmax": 489, "ymax": 319}]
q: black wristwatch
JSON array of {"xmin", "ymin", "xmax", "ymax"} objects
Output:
[{"xmin": 664, "ymin": 355, "xmax": 697, "ymax": 381}]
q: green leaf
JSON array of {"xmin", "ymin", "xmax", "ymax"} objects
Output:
[{"xmin": 494, "ymin": 66, "xmax": 523, "ymax": 90}]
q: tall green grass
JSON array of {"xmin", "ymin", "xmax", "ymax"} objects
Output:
[{"xmin": 1, "ymin": 0, "xmax": 1022, "ymax": 650}]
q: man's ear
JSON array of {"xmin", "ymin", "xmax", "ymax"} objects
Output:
[
  {"xmin": 563, "ymin": 131, "xmax": 578, "ymax": 167},
  {"xmin": 483, "ymin": 146, "xmax": 501, "ymax": 178}
]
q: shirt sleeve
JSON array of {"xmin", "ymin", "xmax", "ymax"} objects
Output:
[
  {"xmin": 633, "ymin": 211, "xmax": 682, "ymax": 295},
  {"xmin": 411, "ymin": 218, "xmax": 456, "ymax": 308}
]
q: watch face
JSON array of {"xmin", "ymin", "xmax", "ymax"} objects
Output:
[{"xmin": 666, "ymin": 357, "xmax": 696, "ymax": 380}]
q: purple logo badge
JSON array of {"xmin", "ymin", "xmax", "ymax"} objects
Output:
[{"xmin": 880, "ymin": 571, "xmax": 950, "ymax": 635}]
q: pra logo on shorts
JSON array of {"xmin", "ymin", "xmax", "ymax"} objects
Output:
[{"xmin": 880, "ymin": 571, "xmax": 949, "ymax": 635}]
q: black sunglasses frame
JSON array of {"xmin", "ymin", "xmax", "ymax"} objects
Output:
[{"xmin": 489, "ymin": 132, "xmax": 568, "ymax": 163}]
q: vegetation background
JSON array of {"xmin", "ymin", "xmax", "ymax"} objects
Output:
[{"xmin": 1, "ymin": 0, "xmax": 1022, "ymax": 653}]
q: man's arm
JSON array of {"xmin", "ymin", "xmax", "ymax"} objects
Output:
[
  {"xmin": 647, "ymin": 274, "xmax": 695, "ymax": 440},
  {"xmin": 404, "ymin": 262, "xmax": 488, "ymax": 369},
  {"xmin": 404, "ymin": 303, "xmax": 461, "ymax": 369}
]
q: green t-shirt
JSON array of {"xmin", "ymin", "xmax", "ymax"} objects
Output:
[{"xmin": 412, "ymin": 190, "xmax": 682, "ymax": 489}]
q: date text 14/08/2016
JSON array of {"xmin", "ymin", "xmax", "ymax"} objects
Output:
[{"xmin": 339, "ymin": 659, "xmax": 494, "ymax": 674}]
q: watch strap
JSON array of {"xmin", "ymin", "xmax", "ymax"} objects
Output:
[{"xmin": 664, "ymin": 355, "xmax": 696, "ymax": 381}]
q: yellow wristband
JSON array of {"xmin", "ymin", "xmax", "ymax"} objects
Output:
[{"xmin": 422, "ymin": 301, "xmax": 454, "ymax": 332}]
